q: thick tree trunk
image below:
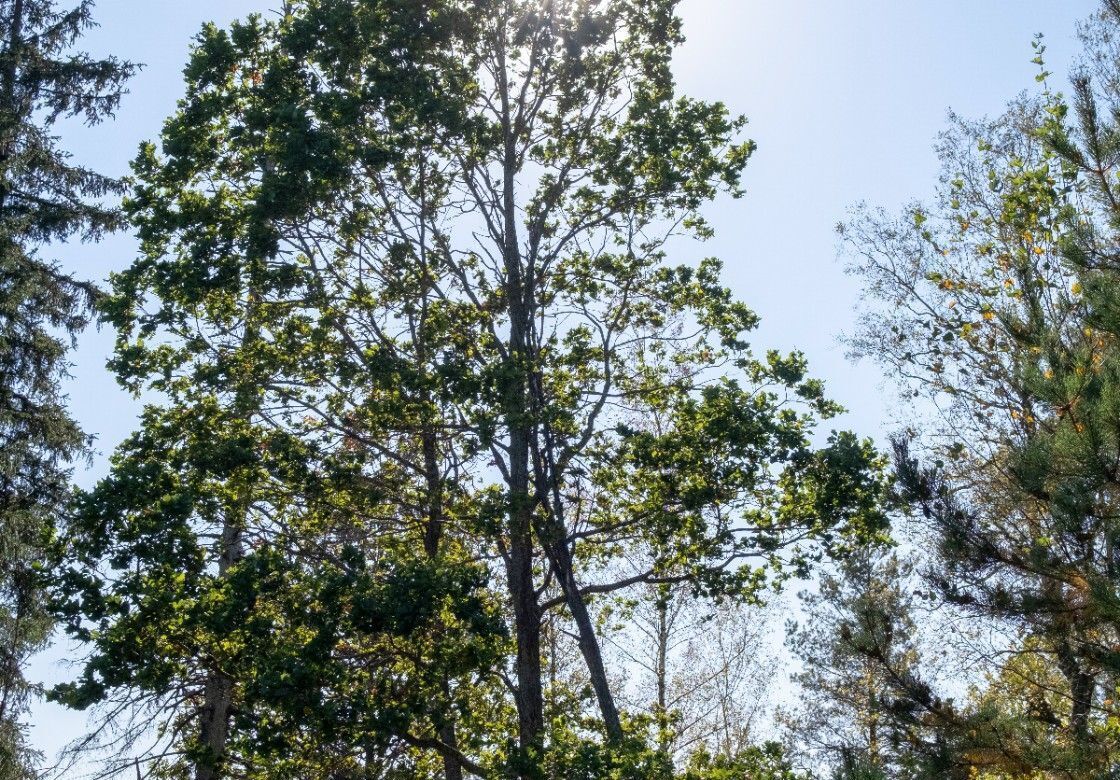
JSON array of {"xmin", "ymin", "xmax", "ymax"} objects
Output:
[
  {"xmin": 499, "ymin": 84, "xmax": 546, "ymax": 780},
  {"xmin": 196, "ymin": 519, "xmax": 242, "ymax": 780},
  {"xmin": 1051, "ymin": 577, "xmax": 1096, "ymax": 746},
  {"xmin": 1056, "ymin": 639, "xmax": 1095, "ymax": 745},
  {"xmin": 507, "ymin": 501, "xmax": 544, "ymax": 772},
  {"xmin": 438, "ymin": 684, "xmax": 464, "ymax": 780},
  {"xmin": 197, "ymin": 673, "xmax": 234, "ymax": 780}
]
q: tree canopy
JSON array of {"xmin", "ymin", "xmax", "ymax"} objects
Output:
[{"xmin": 15, "ymin": 1, "xmax": 1120, "ymax": 780}]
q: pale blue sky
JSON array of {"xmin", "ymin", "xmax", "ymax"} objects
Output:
[{"xmin": 31, "ymin": 0, "xmax": 1100, "ymax": 771}]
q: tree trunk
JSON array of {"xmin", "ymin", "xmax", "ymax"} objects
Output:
[
  {"xmin": 421, "ymin": 421, "xmax": 464, "ymax": 780},
  {"xmin": 539, "ymin": 531, "xmax": 623, "ymax": 740},
  {"xmin": 1052, "ymin": 579, "xmax": 1096, "ymax": 747},
  {"xmin": 507, "ymin": 519, "xmax": 544, "ymax": 773},
  {"xmin": 655, "ymin": 595, "xmax": 670, "ymax": 755},
  {"xmin": 0, "ymin": 0, "xmax": 25, "ymax": 199},
  {"xmin": 533, "ymin": 409, "xmax": 623, "ymax": 740},
  {"xmin": 196, "ymin": 519, "xmax": 242, "ymax": 780},
  {"xmin": 438, "ymin": 683, "xmax": 464, "ymax": 780}
]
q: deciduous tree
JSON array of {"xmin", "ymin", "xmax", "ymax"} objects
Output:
[{"xmin": 58, "ymin": 1, "xmax": 889, "ymax": 777}]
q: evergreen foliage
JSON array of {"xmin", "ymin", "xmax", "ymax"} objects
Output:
[
  {"xmin": 784, "ymin": 549, "xmax": 929, "ymax": 778},
  {"xmin": 846, "ymin": 5, "xmax": 1120, "ymax": 776},
  {"xmin": 0, "ymin": 0, "xmax": 132, "ymax": 776}
]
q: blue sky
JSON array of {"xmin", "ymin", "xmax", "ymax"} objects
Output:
[{"xmin": 30, "ymin": 0, "xmax": 1100, "ymax": 770}]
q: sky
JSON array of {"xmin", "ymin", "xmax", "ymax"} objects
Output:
[{"xmin": 28, "ymin": 0, "xmax": 1102, "ymax": 772}]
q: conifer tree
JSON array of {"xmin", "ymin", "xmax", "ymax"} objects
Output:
[
  {"xmin": 785, "ymin": 550, "xmax": 928, "ymax": 780},
  {"xmin": 0, "ymin": 0, "xmax": 131, "ymax": 776},
  {"xmin": 846, "ymin": 8, "xmax": 1120, "ymax": 773}
]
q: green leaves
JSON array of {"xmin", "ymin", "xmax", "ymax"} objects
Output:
[{"xmin": 56, "ymin": 1, "xmax": 893, "ymax": 776}]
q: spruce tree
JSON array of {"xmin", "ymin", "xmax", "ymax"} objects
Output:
[{"xmin": 0, "ymin": 0, "xmax": 131, "ymax": 776}]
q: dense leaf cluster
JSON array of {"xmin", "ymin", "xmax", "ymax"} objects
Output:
[{"xmin": 44, "ymin": 1, "xmax": 888, "ymax": 779}]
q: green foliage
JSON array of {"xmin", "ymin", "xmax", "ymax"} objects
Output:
[
  {"xmin": 845, "ymin": 3, "xmax": 1120, "ymax": 776},
  {"xmin": 53, "ymin": 0, "xmax": 891, "ymax": 777},
  {"xmin": 785, "ymin": 549, "xmax": 928, "ymax": 779},
  {"xmin": 0, "ymin": 0, "xmax": 133, "ymax": 776},
  {"xmin": 680, "ymin": 743, "xmax": 807, "ymax": 780},
  {"xmin": 539, "ymin": 725, "xmax": 804, "ymax": 780}
]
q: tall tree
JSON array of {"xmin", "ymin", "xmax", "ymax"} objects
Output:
[
  {"xmin": 0, "ymin": 0, "xmax": 132, "ymax": 776},
  {"xmin": 53, "ymin": 5, "xmax": 505, "ymax": 779},
  {"xmin": 846, "ymin": 10, "xmax": 1120, "ymax": 774},
  {"xmin": 58, "ymin": 1, "xmax": 888, "ymax": 777}
]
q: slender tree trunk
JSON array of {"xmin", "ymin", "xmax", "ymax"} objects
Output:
[
  {"xmin": 421, "ymin": 421, "xmax": 464, "ymax": 780},
  {"xmin": 655, "ymin": 595, "xmax": 670, "ymax": 755},
  {"xmin": 538, "ymin": 530, "xmax": 623, "ymax": 740},
  {"xmin": 865, "ymin": 663, "xmax": 880, "ymax": 767},
  {"xmin": 0, "ymin": 588, "xmax": 26, "ymax": 728},
  {"xmin": 533, "ymin": 410, "xmax": 623, "ymax": 740},
  {"xmin": 0, "ymin": 0, "xmax": 23, "ymax": 134},
  {"xmin": 0, "ymin": 0, "xmax": 26, "ymax": 211}
]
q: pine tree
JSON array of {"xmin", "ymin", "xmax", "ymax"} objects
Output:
[
  {"xmin": 785, "ymin": 549, "xmax": 930, "ymax": 780},
  {"xmin": 0, "ymin": 1, "xmax": 131, "ymax": 776},
  {"xmin": 846, "ymin": 6, "xmax": 1120, "ymax": 773}
]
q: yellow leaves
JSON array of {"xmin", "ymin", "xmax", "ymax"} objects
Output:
[
  {"xmin": 1033, "ymin": 246, "xmax": 1045, "ymax": 255},
  {"xmin": 982, "ymin": 310, "xmax": 995, "ymax": 322},
  {"xmin": 1071, "ymin": 281, "xmax": 1083, "ymax": 296}
]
